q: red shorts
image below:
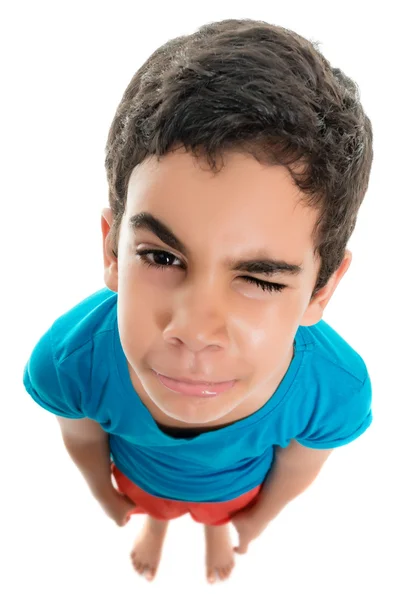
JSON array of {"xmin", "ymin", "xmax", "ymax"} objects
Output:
[{"xmin": 111, "ymin": 463, "xmax": 262, "ymax": 527}]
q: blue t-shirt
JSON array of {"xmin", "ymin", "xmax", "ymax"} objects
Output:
[{"xmin": 22, "ymin": 287, "xmax": 373, "ymax": 503}]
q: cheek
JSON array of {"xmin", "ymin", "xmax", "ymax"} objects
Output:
[
  {"xmin": 229, "ymin": 301, "xmax": 291, "ymax": 346},
  {"xmin": 233, "ymin": 311, "xmax": 295, "ymax": 373},
  {"xmin": 117, "ymin": 280, "xmax": 156, "ymax": 358}
]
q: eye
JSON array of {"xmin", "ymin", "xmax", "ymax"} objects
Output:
[
  {"xmin": 240, "ymin": 276, "xmax": 286, "ymax": 293},
  {"xmin": 136, "ymin": 249, "xmax": 286, "ymax": 294},
  {"xmin": 136, "ymin": 249, "xmax": 183, "ymax": 270}
]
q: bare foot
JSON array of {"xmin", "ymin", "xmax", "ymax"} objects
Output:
[
  {"xmin": 130, "ymin": 516, "xmax": 169, "ymax": 581},
  {"xmin": 204, "ymin": 524, "xmax": 236, "ymax": 583}
]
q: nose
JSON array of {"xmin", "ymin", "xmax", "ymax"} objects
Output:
[{"xmin": 162, "ymin": 283, "xmax": 229, "ymax": 353}]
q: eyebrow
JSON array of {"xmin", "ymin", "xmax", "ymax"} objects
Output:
[{"xmin": 129, "ymin": 212, "xmax": 303, "ymax": 277}]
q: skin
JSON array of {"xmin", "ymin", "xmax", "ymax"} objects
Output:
[{"xmin": 101, "ymin": 146, "xmax": 351, "ymax": 428}]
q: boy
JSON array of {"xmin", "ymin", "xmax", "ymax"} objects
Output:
[{"xmin": 23, "ymin": 18, "xmax": 373, "ymax": 584}]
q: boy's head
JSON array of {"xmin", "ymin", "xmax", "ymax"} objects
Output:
[{"xmin": 100, "ymin": 19, "xmax": 373, "ymax": 425}]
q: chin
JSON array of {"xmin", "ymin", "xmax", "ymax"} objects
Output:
[
  {"xmin": 160, "ymin": 405, "xmax": 229, "ymax": 426},
  {"xmin": 153, "ymin": 390, "xmax": 238, "ymax": 425}
]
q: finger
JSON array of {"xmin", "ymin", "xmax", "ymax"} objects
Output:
[
  {"xmin": 134, "ymin": 559, "xmax": 145, "ymax": 574},
  {"xmin": 218, "ymin": 568, "xmax": 227, "ymax": 580},
  {"xmin": 145, "ymin": 567, "xmax": 156, "ymax": 581},
  {"xmin": 207, "ymin": 569, "xmax": 217, "ymax": 583}
]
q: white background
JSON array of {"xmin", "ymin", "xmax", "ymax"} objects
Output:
[{"xmin": 1, "ymin": 1, "xmax": 399, "ymax": 598}]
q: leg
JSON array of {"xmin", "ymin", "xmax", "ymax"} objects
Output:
[
  {"xmin": 131, "ymin": 516, "xmax": 170, "ymax": 581},
  {"xmin": 204, "ymin": 523, "xmax": 236, "ymax": 583},
  {"xmin": 195, "ymin": 486, "xmax": 263, "ymax": 583}
]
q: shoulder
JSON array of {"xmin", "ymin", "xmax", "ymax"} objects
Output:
[
  {"xmin": 23, "ymin": 288, "xmax": 119, "ymax": 420},
  {"xmin": 50, "ymin": 287, "xmax": 117, "ymax": 366},
  {"xmin": 299, "ymin": 319, "xmax": 369, "ymax": 386}
]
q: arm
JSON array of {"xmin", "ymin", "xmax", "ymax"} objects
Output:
[
  {"xmin": 56, "ymin": 417, "xmax": 136, "ymax": 526},
  {"xmin": 251, "ymin": 439, "xmax": 333, "ymax": 525},
  {"xmin": 56, "ymin": 416, "xmax": 115, "ymax": 501}
]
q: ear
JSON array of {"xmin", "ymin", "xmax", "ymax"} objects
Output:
[
  {"xmin": 101, "ymin": 208, "xmax": 118, "ymax": 293},
  {"xmin": 300, "ymin": 250, "xmax": 352, "ymax": 327}
]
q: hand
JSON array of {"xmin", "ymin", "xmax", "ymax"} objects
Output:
[
  {"xmin": 231, "ymin": 506, "xmax": 270, "ymax": 555},
  {"xmin": 98, "ymin": 487, "xmax": 137, "ymax": 527}
]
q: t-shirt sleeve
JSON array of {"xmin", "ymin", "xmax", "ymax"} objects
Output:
[
  {"xmin": 23, "ymin": 326, "xmax": 84, "ymax": 419},
  {"xmin": 295, "ymin": 374, "xmax": 373, "ymax": 449}
]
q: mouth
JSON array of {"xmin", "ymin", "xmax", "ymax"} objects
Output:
[{"xmin": 152, "ymin": 370, "xmax": 237, "ymax": 398}]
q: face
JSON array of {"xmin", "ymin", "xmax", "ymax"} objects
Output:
[{"xmin": 101, "ymin": 148, "xmax": 351, "ymax": 426}]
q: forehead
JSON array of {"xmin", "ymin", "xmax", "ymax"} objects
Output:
[{"xmin": 126, "ymin": 149, "xmax": 317, "ymax": 263}]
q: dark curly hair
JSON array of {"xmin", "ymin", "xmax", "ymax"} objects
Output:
[{"xmin": 105, "ymin": 18, "xmax": 373, "ymax": 299}]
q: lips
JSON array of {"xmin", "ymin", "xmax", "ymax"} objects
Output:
[
  {"xmin": 157, "ymin": 373, "xmax": 230, "ymax": 385},
  {"xmin": 153, "ymin": 371, "xmax": 237, "ymax": 397}
]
